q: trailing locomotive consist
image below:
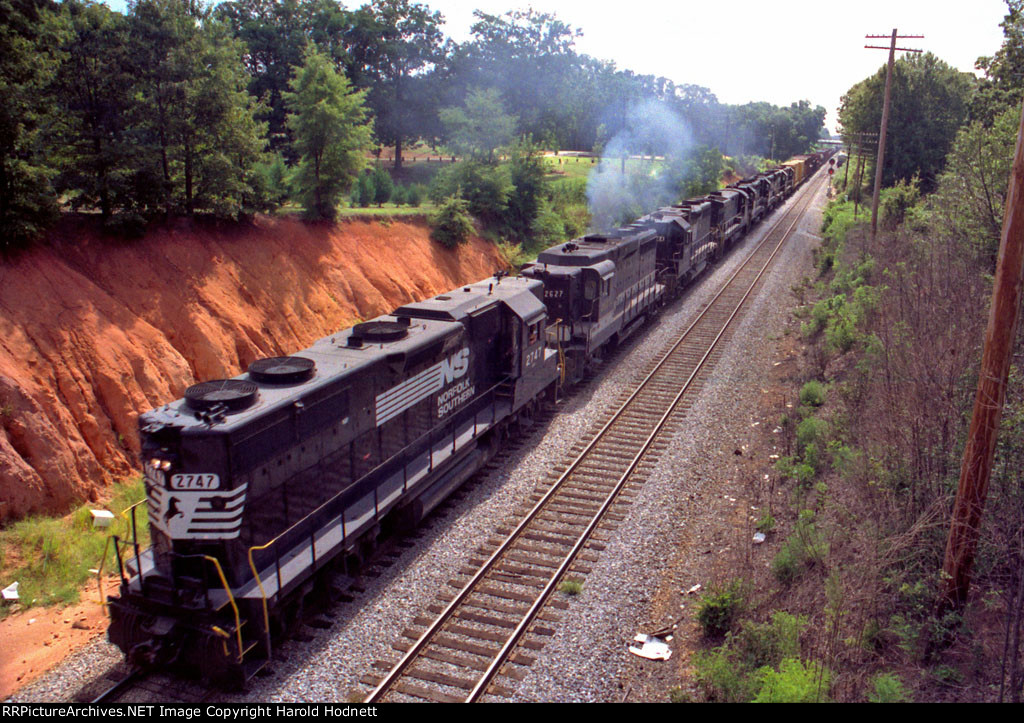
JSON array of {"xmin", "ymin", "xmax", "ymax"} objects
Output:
[{"xmin": 106, "ymin": 151, "xmax": 831, "ymax": 686}]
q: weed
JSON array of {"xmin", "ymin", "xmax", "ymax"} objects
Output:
[
  {"xmin": 756, "ymin": 510, "xmax": 776, "ymax": 534},
  {"xmin": 868, "ymin": 672, "xmax": 911, "ymax": 702},
  {"xmin": 772, "ymin": 510, "xmax": 828, "ymax": 584},
  {"xmin": 753, "ymin": 658, "xmax": 831, "ymax": 703},
  {"xmin": 693, "ymin": 647, "xmax": 757, "ymax": 702},
  {"xmin": 559, "ymin": 579, "xmax": 583, "ymax": 596},
  {"xmin": 733, "ymin": 611, "xmax": 807, "ymax": 669},
  {"xmin": 697, "ymin": 579, "xmax": 746, "ymax": 638},
  {"xmin": 0, "ymin": 477, "xmax": 148, "ymax": 614},
  {"xmin": 668, "ymin": 687, "xmax": 691, "ymax": 703}
]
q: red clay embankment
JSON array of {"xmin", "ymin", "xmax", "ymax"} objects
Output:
[{"xmin": 0, "ymin": 215, "xmax": 507, "ymax": 521}]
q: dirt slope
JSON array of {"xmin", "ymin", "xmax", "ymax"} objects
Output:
[{"xmin": 0, "ymin": 215, "xmax": 507, "ymax": 521}]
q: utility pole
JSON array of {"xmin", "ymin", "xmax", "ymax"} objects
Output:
[
  {"xmin": 865, "ymin": 30, "xmax": 923, "ymax": 241},
  {"xmin": 942, "ymin": 99, "xmax": 1024, "ymax": 610}
]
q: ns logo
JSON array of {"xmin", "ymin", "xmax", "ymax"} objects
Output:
[{"xmin": 441, "ymin": 348, "xmax": 470, "ymax": 384}]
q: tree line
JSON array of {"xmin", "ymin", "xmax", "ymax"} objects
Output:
[{"xmin": 1, "ymin": 0, "xmax": 827, "ymax": 250}]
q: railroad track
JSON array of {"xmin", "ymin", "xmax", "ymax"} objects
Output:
[
  {"xmin": 87, "ymin": 669, "xmax": 212, "ymax": 704},
  {"xmin": 361, "ymin": 169, "xmax": 827, "ymax": 703}
]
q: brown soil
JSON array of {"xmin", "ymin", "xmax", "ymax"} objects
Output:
[
  {"xmin": 0, "ymin": 215, "xmax": 507, "ymax": 522},
  {"xmin": 0, "ymin": 580, "xmax": 116, "ymax": 699}
]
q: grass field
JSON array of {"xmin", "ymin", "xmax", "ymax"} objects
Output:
[{"xmin": 0, "ymin": 478, "xmax": 148, "ymax": 615}]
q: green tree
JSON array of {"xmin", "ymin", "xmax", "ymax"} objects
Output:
[
  {"xmin": 217, "ymin": 0, "xmax": 350, "ymax": 156},
  {"xmin": 128, "ymin": 0, "xmax": 268, "ymax": 217},
  {"xmin": 286, "ymin": 47, "xmax": 373, "ymax": 219},
  {"xmin": 931, "ymin": 103, "xmax": 1021, "ymax": 262},
  {"xmin": 838, "ymin": 52, "xmax": 973, "ymax": 191},
  {"xmin": 371, "ymin": 163, "xmax": 393, "ymax": 206},
  {"xmin": 439, "ymin": 88, "xmax": 515, "ymax": 163},
  {"xmin": 0, "ymin": 0, "xmax": 62, "ymax": 249},
  {"xmin": 50, "ymin": 0, "xmax": 135, "ymax": 219},
  {"xmin": 505, "ymin": 137, "xmax": 547, "ymax": 240},
  {"xmin": 974, "ymin": 0, "xmax": 1024, "ymax": 123},
  {"xmin": 345, "ymin": 0, "xmax": 444, "ymax": 169}
]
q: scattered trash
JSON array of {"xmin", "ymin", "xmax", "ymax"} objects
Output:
[
  {"xmin": 751, "ymin": 421, "xmax": 760, "ymax": 427},
  {"xmin": 773, "ymin": 427, "xmax": 783, "ymax": 434},
  {"xmin": 28, "ymin": 618, "xmax": 36, "ymax": 625},
  {"xmin": 753, "ymin": 532, "xmax": 767, "ymax": 544},
  {"xmin": 2, "ymin": 582, "xmax": 19, "ymax": 601},
  {"xmin": 769, "ymin": 454, "xmax": 780, "ymax": 460},
  {"xmin": 90, "ymin": 509, "xmax": 115, "ymax": 528},
  {"xmin": 686, "ymin": 584, "xmax": 702, "ymax": 595},
  {"xmin": 629, "ymin": 633, "xmax": 672, "ymax": 661}
]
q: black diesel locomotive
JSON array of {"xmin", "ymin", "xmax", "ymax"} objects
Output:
[{"xmin": 107, "ymin": 152, "xmax": 829, "ymax": 685}]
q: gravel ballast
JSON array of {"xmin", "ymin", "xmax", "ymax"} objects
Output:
[{"xmin": 9, "ymin": 178, "xmax": 827, "ymax": 704}]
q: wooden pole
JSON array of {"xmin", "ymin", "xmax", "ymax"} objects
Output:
[
  {"xmin": 870, "ymin": 29, "xmax": 897, "ymax": 240},
  {"xmin": 942, "ymin": 99, "xmax": 1024, "ymax": 609},
  {"xmin": 864, "ymin": 31, "xmax": 923, "ymax": 240}
]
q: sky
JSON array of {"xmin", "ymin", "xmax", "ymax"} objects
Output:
[{"xmin": 104, "ymin": 0, "xmax": 1012, "ymax": 132}]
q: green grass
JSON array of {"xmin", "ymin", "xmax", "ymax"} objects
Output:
[
  {"xmin": 0, "ymin": 477, "xmax": 148, "ymax": 615},
  {"xmin": 337, "ymin": 204, "xmax": 435, "ymax": 217},
  {"xmin": 559, "ymin": 579, "xmax": 584, "ymax": 595}
]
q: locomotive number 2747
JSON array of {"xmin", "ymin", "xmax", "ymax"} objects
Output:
[{"xmin": 170, "ymin": 473, "xmax": 220, "ymax": 490}]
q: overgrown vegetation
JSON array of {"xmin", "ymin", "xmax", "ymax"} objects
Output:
[
  {"xmin": 0, "ymin": 478, "xmax": 148, "ymax": 614},
  {"xmin": 684, "ymin": 5, "xmax": 1024, "ymax": 700}
]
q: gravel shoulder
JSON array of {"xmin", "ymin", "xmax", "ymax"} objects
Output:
[{"xmin": 8, "ymin": 179, "xmax": 827, "ymax": 704}]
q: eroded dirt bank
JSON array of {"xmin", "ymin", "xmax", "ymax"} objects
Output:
[{"xmin": 0, "ymin": 215, "xmax": 507, "ymax": 521}]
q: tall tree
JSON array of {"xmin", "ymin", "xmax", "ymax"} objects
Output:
[
  {"xmin": 286, "ymin": 47, "xmax": 373, "ymax": 220},
  {"xmin": 50, "ymin": 0, "xmax": 135, "ymax": 219},
  {"xmin": 438, "ymin": 87, "xmax": 515, "ymax": 163},
  {"xmin": 128, "ymin": 0, "xmax": 267, "ymax": 216},
  {"xmin": 216, "ymin": 0, "xmax": 349, "ymax": 155},
  {"xmin": 0, "ymin": 0, "xmax": 61, "ymax": 248},
  {"xmin": 839, "ymin": 52, "xmax": 973, "ymax": 191},
  {"xmin": 344, "ymin": 0, "xmax": 444, "ymax": 169}
]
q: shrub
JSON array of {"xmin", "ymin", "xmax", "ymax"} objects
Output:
[
  {"xmin": 753, "ymin": 658, "xmax": 831, "ymax": 703},
  {"xmin": 772, "ymin": 511, "xmax": 828, "ymax": 584},
  {"xmin": 429, "ymin": 196, "xmax": 474, "ymax": 248},
  {"xmin": 734, "ymin": 612, "xmax": 807, "ymax": 670},
  {"xmin": 697, "ymin": 579, "xmax": 746, "ymax": 638},
  {"xmin": 693, "ymin": 647, "xmax": 757, "ymax": 702},
  {"xmin": 868, "ymin": 672, "xmax": 911, "ymax": 702},
  {"xmin": 799, "ymin": 381, "xmax": 826, "ymax": 407}
]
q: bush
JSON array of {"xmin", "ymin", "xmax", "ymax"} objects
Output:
[
  {"xmin": 799, "ymin": 381, "xmax": 826, "ymax": 407},
  {"xmin": 407, "ymin": 183, "xmax": 425, "ymax": 207},
  {"xmin": 868, "ymin": 672, "xmax": 911, "ymax": 702},
  {"xmin": 753, "ymin": 658, "xmax": 831, "ymax": 703},
  {"xmin": 697, "ymin": 579, "xmax": 746, "ymax": 638},
  {"xmin": 693, "ymin": 647, "xmax": 758, "ymax": 702},
  {"xmin": 430, "ymin": 196, "xmax": 474, "ymax": 248},
  {"xmin": 734, "ymin": 612, "xmax": 807, "ymax": 670},
  {"xmin": 772, "ymin": 510, "xmax": 829, "ymax": 584}
]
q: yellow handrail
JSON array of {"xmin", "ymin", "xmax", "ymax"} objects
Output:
[
  {"xmin": 247, "ymin": 542, "xmax": 275, "ymax": 657},
  {"xmin": 203, "ymin": 555, "xmax": 245, "ymax": 664}
]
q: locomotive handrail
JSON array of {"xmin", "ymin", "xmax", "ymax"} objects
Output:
[
  {"xmin": 244, "ymin": 374, "xmax": 514, "ymax": 566},
  {"xmin": 203, "ymin": 555, "xmax": 245, "ymax": 664},
  {"xmin": 246, "ymin": 543, "xmax": 274, "ymax": 661}
]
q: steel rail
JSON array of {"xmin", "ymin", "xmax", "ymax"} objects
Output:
[
  {"xmin": 366, "ymin": 169, "xmax": 826, "ymax": 703},
  {"xmin": 466, "ymin": 171, "xmax": 825, "ymax": 701}
]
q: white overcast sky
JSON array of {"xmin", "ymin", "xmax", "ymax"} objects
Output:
[{"xmin": 106, "ymin": 0, "xmax": 1012, "ymax": 131}]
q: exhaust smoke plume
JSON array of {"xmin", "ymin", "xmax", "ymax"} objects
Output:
[{"xmin": 586, "ymin": 100, "xmax": 694, "ymax": 232}]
